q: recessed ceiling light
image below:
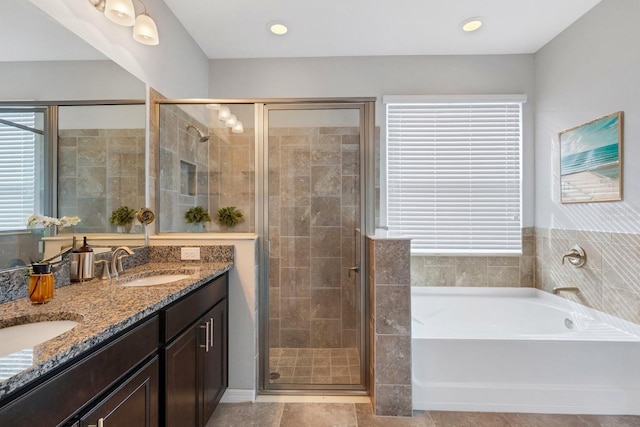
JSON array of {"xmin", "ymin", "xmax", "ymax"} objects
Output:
[
  {"xmin": 461, "ymin": 17, "xmax": 483, "ymax": 32},
  {"xmin": 269, "ymin": 22, "xmax": 288, "ymax": 35}
]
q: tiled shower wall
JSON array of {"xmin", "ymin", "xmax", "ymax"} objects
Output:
[
  {"xmin": 58, "ymin": 129, "xmax": 145, "ymax": 233},
  {"xmin": 207, "ymin": 127, "xmax": 255, "ymax": 233},
  {"xmin": 158, "ymin": 105, "xmax": 209, "ymax": 232},
  {"xmin": 269, "ymin": 126, "xmax": 360, "ymax": 350},
  {"xmin": 536, "ymin": 228, "xmax": 640, "ymax": 324}
]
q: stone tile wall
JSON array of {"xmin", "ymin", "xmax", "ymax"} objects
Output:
[
  {"xmin": 158, "ymin": 105, "xmax": 210, "ymax": 232},
  {"xmin": 367, "ymin": 236, "xmax": 412, "ymax": 416},
  {"xmin": 410, "ymin": 228, "xmax": 535, "ymax": 288},
  {"xmin": 269, "ymin": 126, "xmax": 360, "ymax": 350},
  {"xmin": 536, "ymin": 228, "xmax": 640, "ymax": 324},
  {"xmin": 57, "ymin": 128, "xmax": 145, "ymax": 233},
  {"xmin": 207, "ymin": 127, "xmax": 255, "ymax": 233}
]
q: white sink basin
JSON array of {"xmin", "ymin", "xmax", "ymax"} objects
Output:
[
  {"xmin": 119, "ymin": 274, "xmax": 192, "ymax": 287},
  {"xmin": 0, "ymin": 320, "xmax": 79, "ymax": 358}
]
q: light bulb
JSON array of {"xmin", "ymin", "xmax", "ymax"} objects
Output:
[
  {"xmin": 232, "ymin": 121, "xmax": 244, "ymax": 133},
  {"xmin": 217, "ymin": 106, "xmax": 231, "ymax": 121},
  {"xmin": 133, "ymin": 13, "xmax": 159, "ymax": 45},
  {"xmin": 104, "ymin": 0, "xmax": 135, "ymax": 26},
  {"xmin": 225, "ymin": 114, "xmax": 238, "ymax": 128}
]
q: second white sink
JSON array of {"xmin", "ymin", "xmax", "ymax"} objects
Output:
[{"xmin": 119, "ymin": 274, "xmax": 192, "ymax": 287}]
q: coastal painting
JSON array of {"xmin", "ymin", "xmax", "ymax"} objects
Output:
[{"xmin": 559, "ymin": 111, "xmax": 623, "ymax": 203}]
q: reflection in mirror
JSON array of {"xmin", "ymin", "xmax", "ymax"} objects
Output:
[
  {"xmin": 58, "ymin": 104, "xmax": 146, "ymax": 234},
  {"xmin": 0, "ymin": 108, "xmax": 47, "ymax": 269},
  {"xmin": 158, "ymin": 103, "xmax": 255, "ymax": 233}
]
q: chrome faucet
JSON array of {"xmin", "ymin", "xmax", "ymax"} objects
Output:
[
  {"xmin": 553, "ymin": 286, "xmax": 580, "ymax": 295},
  {"xmin": 110, "ymin": 246, "xmax": 134, "ymax": 278}
]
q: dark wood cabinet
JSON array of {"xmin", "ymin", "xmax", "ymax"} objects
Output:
[
  {"xmin": 79, "ymin": 356, "xmax": 159, "ymax": 427},
  {"xmin": 163, "ymin": 274, "xmax": 228, "ymax": 427},
  {"xmin": 0, "ymin": 316, "xmax": 159, "ymax": 427},
  {"xmin": 0, "ymin": 271, "xmax": 228, "ymax": 427}
]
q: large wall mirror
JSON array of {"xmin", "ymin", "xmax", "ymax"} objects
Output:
[{"xmin": 0, "ymin": 1, "xmax": 146, "ymax": 272}]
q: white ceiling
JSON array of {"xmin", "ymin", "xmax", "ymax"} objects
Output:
[
  {"xmin": 2, "ymin": 0, "xmax": 601, "ymax": 62},
  {"xmin": 164, "ymin": 0, "xmax": 602, "ymax": 59}
]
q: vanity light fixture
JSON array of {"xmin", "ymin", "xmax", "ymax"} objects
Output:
[
  {"xmin": 104, "ymin": 0, "xmax": 135, "ymax": 26},
  {"xmin": 88, "ymin": 0, "xmax": 159, "ymax": 45},
  {"xmin": 207, "ymin": 104, "xmax": 244, "ymax": 133},
  {"xmin": 461, "ymin": 17, "xmax": 483, "ymax": 32},
  {"xmin": 269, "ymin": 22, "xmax": 288, "ymax": 35},
  {"xmin": 133, "ymin": 1, "xmax": 159, "ymax": 45}
]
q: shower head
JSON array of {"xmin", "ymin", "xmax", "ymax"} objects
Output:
[{"xmin": 185, "ymin": 123, "xmax": 209, "ymax": 142}]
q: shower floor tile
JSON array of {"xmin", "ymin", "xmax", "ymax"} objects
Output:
[{"xmin": 269, "ymin": 347, "xmax": 361, "ymax": 385}]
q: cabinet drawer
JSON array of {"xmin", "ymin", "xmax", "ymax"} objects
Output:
[
  {"xmin": 163, "ymin": 273, "xmax": 227, "ymax": 343},
  {"xmin": 0, "ymin": 315, "xmax": 159, "ymax": 427}
]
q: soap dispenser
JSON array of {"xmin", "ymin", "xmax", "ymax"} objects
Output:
[{"xmin": 70, "ymin": 236, "xmax": 94, "ymax": 282}]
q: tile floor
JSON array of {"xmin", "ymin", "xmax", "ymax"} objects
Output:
[
  {"xmin": 206, "ymin": 402, "xmax": 640, "ymax": 427},
  {"xmin": 269, "ymin": 348, "xmax": 361, "ymax": 385}
]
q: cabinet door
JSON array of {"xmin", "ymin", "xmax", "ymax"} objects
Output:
[
  {"xmin": 79, "ymin": 356, "xmax": 159, "ymax": 427},
  {"xmin": 201, "ymin": 299, "xmax": 228, "ymax": 423},
  {"xmin": 164, "ymin": 322, "xmax": 200, "ymax": 427}
]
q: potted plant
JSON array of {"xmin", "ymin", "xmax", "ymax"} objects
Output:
[
  {"xmin": 184, "ymin": 206, "xmax": 211, "ymax": 232},
  {"xmin": 217, "ymin": 206, "xmax": 244, "ymax": 229},
  {"xmin": 109, "ymin": 206, "xmax": 137, "ymax": 233}
]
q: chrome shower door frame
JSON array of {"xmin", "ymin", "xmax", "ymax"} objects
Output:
[{"xmin": 257, "ymin": 99, "xmax": 375, "ymax": 394}]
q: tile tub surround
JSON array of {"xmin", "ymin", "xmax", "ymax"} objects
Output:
[
  {"xmin": 535, "ymin": 228, "xmax": 640, "ymax": 325},
  {"xmin": 0, "ymin": 260, "xmax": 232, "ymax": 400},
  {"xmin": 367, "ymin": 236, "xmax": 412, "ymax": 417},
  {"xmin": 410, "ymin": 228, "xmax": 535, "ymax": 288}
]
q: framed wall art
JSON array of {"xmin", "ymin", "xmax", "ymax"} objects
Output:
[{"xmin": 559, "ymin": 111, "xmax": 623, "ymax": 203}]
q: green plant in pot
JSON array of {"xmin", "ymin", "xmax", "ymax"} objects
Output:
[
  {"xmin": 109, "ymin": 206, "xmax": 137, "ymax": 233},
  {"xmin": 217, "ymin": 206, "xmax": 244, "ymax": 229},
  {"xmin": 184, "ymin": 206, "xmax": 211, "ymax": 232}
]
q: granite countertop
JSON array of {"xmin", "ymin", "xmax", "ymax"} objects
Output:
[{"xmin": 0, "ymin": 261, "xmax": 232, "ymax": 401}]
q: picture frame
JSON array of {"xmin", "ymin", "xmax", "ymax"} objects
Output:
[{"xmin": 559, "ymin": 111, "xmax": 623, "ymax": 204}]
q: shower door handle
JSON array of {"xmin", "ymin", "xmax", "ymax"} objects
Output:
[{"xmin": 348, "ymin": 266, "xmax": 359, "ymax": 277}]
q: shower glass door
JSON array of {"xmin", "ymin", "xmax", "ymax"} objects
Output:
[{"xmin": 262, "ymin": 103, "xmax": 366, "ymax": 391}]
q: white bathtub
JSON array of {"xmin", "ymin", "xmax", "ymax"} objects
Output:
[{"xmin": 412, "ymin": 287, "xmax": 640, "ymax": 415}]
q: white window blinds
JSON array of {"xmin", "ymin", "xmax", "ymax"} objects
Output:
[
  {"xmin": 0, "ymin": 112, "xmax": 36, "ymax": 231},
  {"xmin": 385, "ymin": 96, "xmax": 523, "ymax": 254}
]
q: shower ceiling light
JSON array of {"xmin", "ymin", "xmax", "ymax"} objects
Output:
[
  {"xmin": 461, "ymin": 17, "xmax": 483, "ymax": 32},
  {"xmin": 104, "ymin": 0, "xmax": 135, "ymax": 26},
  {"xmin": 269, "ymin": 22, "xmax": 288, "ymax": 35},
  {"xmin": 206, "ymin": 104, "xmax": 221, "ymax": 110}
]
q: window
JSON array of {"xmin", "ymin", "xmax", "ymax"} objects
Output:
[
  {"xmin": 0, "ymin": 111, "xmax": 38, "ymax": 231},
  {"xmin": 384, "ymin": 95, "xmax": 525, "ymax": 254}
]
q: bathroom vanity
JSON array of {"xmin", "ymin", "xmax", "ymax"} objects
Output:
[{"xmin": 0, "ymin": 261, "xmax": 231, "ymax": 427}]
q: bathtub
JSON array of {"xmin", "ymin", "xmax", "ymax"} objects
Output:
[{"xmin": 411, "ymin": 287, "xmax": 640, "ymax": 415}]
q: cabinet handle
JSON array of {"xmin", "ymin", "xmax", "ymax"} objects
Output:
[
  {"xmin": 209, "ymin": 317, "xmax": 214, "ymax": 349},
  {"xmin": 200, "ymin": 322, "xmax": 210, "ymax": 352},
  {"xmin": 88, "ymin": 418, "xmax": 104, "ymax": 427}
]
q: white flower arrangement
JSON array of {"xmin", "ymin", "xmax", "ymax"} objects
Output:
[{"xmin": 27, "ymin": 214, "xmax": 81, "ymax": 228}]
